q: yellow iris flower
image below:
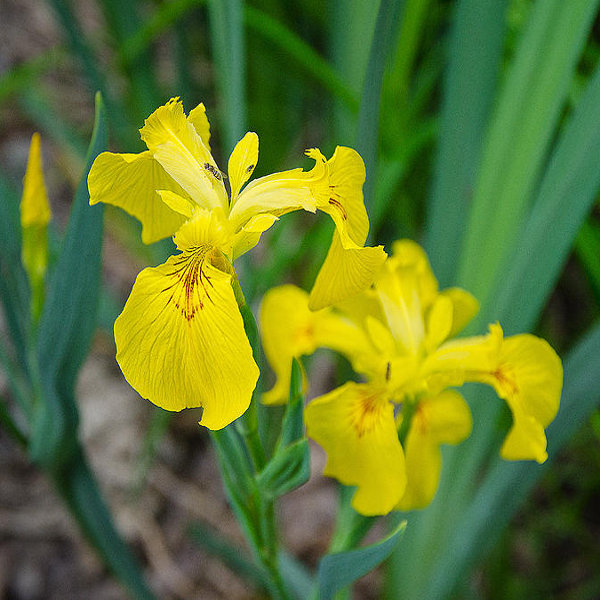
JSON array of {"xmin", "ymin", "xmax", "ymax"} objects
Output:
[
  {"xmin": 260, "ymin": 240, "xmax": 563, "ymax": 515},
  {"xmin": 88, "ymin": 98, "xmax": 385, "ymax": 430}
]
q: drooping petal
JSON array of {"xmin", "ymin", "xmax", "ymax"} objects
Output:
[
  {"xmin": 493, "ymin": 334, "xmax": 562, "ymax": 463},
  {"xmin": 21, "ymin": 133, "xmax": 51, "ymax": 228},
  {"xmin": 308, "ymin": 146, "xmax": 369, "ymax": 247},
  {"xmin": 228, "ymin": 132, "xmax": 259, "ymax": 202},
  {"xmin": 114, "ymin": 246, "xmax": 259, "ymax": 430},
  {"xmin": 260, "ymin": 284, "xmax": 371, "ymax": 404},
  {"xmin": 187, "ymin": 102, "xmax": 211, "ymax": 150},
  {"xmin": 140, "ymin": 97, "xmax": 227, "ymax": 210},
  {"xmin": 88, "ymin": 151, "xmax": 187, "ymax": 244},
  {"xmin": 305, "ymin": 382, "xmax": 406, "ymax": 516},
  {"xmin": 424, "ymin": 324, "xmax": 562, "ymax": 463},
  {"xmin": 308, "ymin": 230, "xmax": 387, "ymax": 310},
  {"xmin": 396, "ymin": 390, "xmax": 472, "ymax": 511}
]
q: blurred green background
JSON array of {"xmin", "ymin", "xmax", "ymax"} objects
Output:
[{"xmin": 1, "ymin": 0, "xmax": 600, "ymax": 598}]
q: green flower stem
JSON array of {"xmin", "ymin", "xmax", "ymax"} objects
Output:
[
  {"xmin": 219, "ymin": 277, "xmax": 291, "ymax": 599},
  {"xmin": 397, "ymin": 399, "xmax": 417, "ymax": 447},
  {"xmin": 238, "ymin": 302, "xmax": 267, "ymax": 472},
  {"xmin": 328, "ymin": 486, "xmax": 376, "ymax": 555}
]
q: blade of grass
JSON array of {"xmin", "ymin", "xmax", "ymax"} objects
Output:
[
  {"xmin": 207, "ymin": 0, "xmax": 246, "ymax": 153},
  {"xmin": 19, "ymin": 90, "xmax": 88, "ymax": 165},
  {"xmin": 31, "ymin": 93, "xmax": 107, "ymax": 469},
  {"xmin": 329, "ymin": 0, "xmax": 380, "ymax": 142},
  {"xmin": 425, "ymin": 0, "xmax": 508, "ymax": 286},
  {"xmin": 120, "ymin": 0, "xmax": 203, "ymax": 64},
  {"xmin": 0, "ymin": 48, "xmax": 64, "ymax": 104},
  {"xmin": 98, "ymin": 0, "xmax": 161, "ymax": 122},
  {"xmin": 484, "ymin": 59, "xmax": 600, "ymax": 335},
  {"xmin": 245, "ymin": 5, "xmax": 359, "ymax": 113},
  {"xmin": 0, "ymin": 395, "xmax": 27, "ymax": 448},
  {"xmin": 47, "ymin": 0, "xmax": 131, "ymax": 145},
  {"xmin": 575, "ymin": 220, "xmax": 600, "ymax": 304},
  {"xmin": 457, "ymin": 0, "xmax": 600, "ymax": 305},
  {"xmin": 54, "ymin": 447, "xmax": 156, "ymax": 600},
  {"xmin": 0, "ymin": 173, "xmax": 30, "ymax": 370},
  {"xmin": 188, "ymin": 522, "xmax": 270, "ymax": 591},
  {"xmin": 356, "ymin": 0, "xmax": 405, "ymax": 217}
]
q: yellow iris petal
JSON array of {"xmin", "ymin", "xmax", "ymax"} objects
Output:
[
  {"xmin": 260, "ymin": 285, "xmax": 316, "ymax": 405},
  {"xmin": 305, "ymin": 382, "xmax": 406, "ymax": 516},
  {"xmin": 260, "ymin": 285, "xmax": 370, "ymax": 404},
  {"xmin": 140, "ymin": 97, "xmax": 227, "ymax": 210},
  {"xmin": 157, "ymin": 190, "xmax": 195, "ymax": 219},
  {"xmin": 187, "ymin": 102, "xmax": 211, "ymax": 150},
  {"xmin": 425, "ymin": 324, "xmax": 561, "ymax": 463},
  {"xmin": 88, "ymin": 151, "xmax": 187, "ymax": 244},
  {"xmin": 21, "ymin": 133, "xmax": 51, "ymax": 228},
  {"xmin": 308, "ymin": 231, "xmax": 387, "ymax": 310},
  {"xmin": 114, "ymin": 246, "xmax": 259, "ymax": 430},
  {"xmin": 228, "ymin": 132, "xmax": 259, "ymax": 202},
  {"xmin": 309, "ymin": 146, "xmax": 369, "ymax": 247},
  {"xmin": 439, "ymin": 287, "xmax": 479, "ymax": 337},
  {"xmin": 227, "ymin": 167, "xmax": 318, "ymax": 231},
  {"xmin": 493, "ymin": 334, "xmax": 562, "ymax": 463},
  {"xmin": 397, "ymin": 390, "xmax": 472, "ymax": 511}
]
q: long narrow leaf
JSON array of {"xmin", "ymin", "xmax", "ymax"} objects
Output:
[
  {"xmin": 425, "ymin": 0, "xmax": 508, "ymax": 286},
  {"xmin": 356, "ymin": 0, "xmax": 405, "ymax": 215},
  {"xmin": 458, "ymin": 0, "xmax": 599, "ymax": 305},
  {"xmin": 0, "ymin": 174, "xmax": 30, "ymax": 370},
  {"xmin": 317, "ymin": 519, "xmax": 406, "ymax": 600},
  {"xmin": 485, "ymin": 59, "xmax": 600, "ymax": 334},
  {"xmin": 207, "ymin": 0, "xmax": 246, "ymax": 153},
  {"xmin": 31, "ymin": 93, "xmax": 106, "ymax": 469},
  {"xmin": 54, "ymin": 448, "xmax": 156, "ymax": 600}
]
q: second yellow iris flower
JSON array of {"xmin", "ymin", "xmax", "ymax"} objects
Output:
[{"xmin": 260, "ymin": 240, "xmax": 563, "ymax": 515}]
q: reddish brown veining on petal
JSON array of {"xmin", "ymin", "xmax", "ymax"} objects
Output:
[
  {"xmin": 328, "ymin": 197, "xmax": 347, "ymax": 220},
  {"xmin": 162, "ymin": 246, "xmax": 213, "ymax": 321}
]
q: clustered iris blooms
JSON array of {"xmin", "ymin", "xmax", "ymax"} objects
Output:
[
  {"xmin": 88, "ymin": 98, "xmax": 385, "ymax": 430},
  {"xmin": 260, "ymin": 240, "xmax": 563, "ymax": 515}
]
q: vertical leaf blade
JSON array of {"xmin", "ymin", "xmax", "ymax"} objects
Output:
[{"xmin": 425, "ymin": 0, "xmax": 508, "ymax": 286}]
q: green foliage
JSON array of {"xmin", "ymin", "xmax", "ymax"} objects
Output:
[{"xmin": 317, "ymin": 520, "xmax": 406, "ymax": 600}]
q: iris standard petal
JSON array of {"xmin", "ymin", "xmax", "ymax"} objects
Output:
[
  {"xmin": 305, "ymin": 382, "xmax": 406, "ymax": 516},
  {"xmin": 114, "ymin": 246, "xmax": 259, "ymax": 430},
  {"xmin": 227, "ymin": 167, "xmax": 318, "ymax": 230},
  {"xmin": 140, "ymin": 98, "xmax": 227, "ymax": 210},
  {"xmin": 228, "ymin": 132, "xmax": 259, "ymax": 202},
  {"xmin": 88, "ymin": 151, "xmax": 187, "ymax": 244},
  {"xmin": 187, "ymin": 102, "xmax": 211, "ymax": 150}
]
